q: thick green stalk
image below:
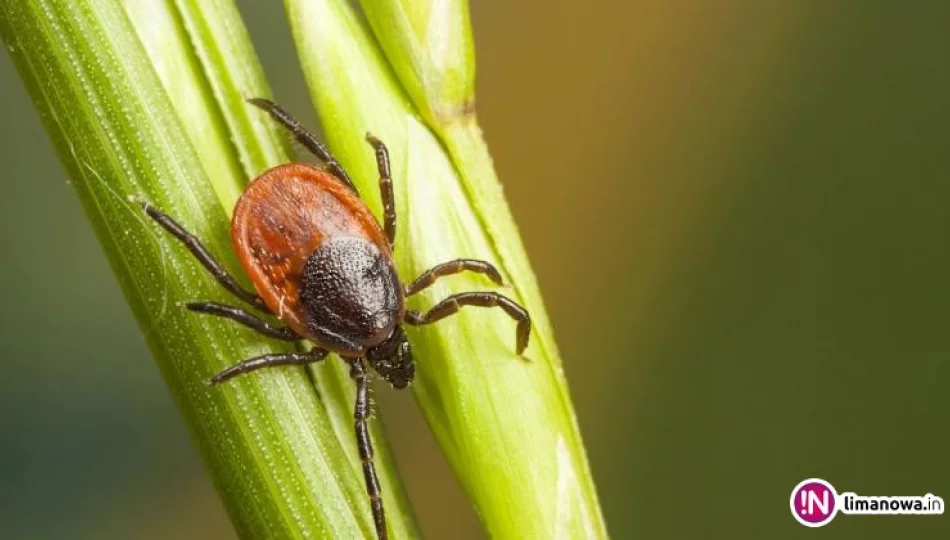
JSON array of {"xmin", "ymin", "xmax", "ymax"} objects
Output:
[
  {"xmin": 287, "ymin": 0, "xmax": 608, "ymax": 537},
  {"xmin": 0, "ymin": 0, "xmax": 417, "ymax": 538},
  {"xmin": 358, "ymin": 0, "xmax": 475, "ymax": 127}
]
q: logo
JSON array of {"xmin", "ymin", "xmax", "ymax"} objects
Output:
[
  {"xmin": 791, "ymin": 478, "xmax": 838, "ymax": 527},
  {"xmin": 790, "ymin": 478, "xmax": 944, "ymax": 527}
]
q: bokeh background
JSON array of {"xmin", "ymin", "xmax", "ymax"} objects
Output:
[{"xmin": 2, "ymin": 1, "xmax": 948, "ymax": 538}]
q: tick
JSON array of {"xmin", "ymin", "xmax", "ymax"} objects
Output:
[{"xmin": 140, "ymin": 98, "xmax": 531, "ymax": 540}]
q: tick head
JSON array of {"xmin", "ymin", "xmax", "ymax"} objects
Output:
[{"xmin": 366, "ymin": 326, "xmax": 415, "ymax": 389}]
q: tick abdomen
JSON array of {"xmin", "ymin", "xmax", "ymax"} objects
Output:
[
  {"xmin": 231, "ymin": 163, "xmax": 394, "ymax": 342},
  {"xmin": 300, "ymin": 236, "xmax": 402, "ymax": 355}
]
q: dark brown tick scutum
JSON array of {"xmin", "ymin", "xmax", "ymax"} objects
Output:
[{"xmin": 141, "ymin": 98, "xmax": 532, "ymax": 540}]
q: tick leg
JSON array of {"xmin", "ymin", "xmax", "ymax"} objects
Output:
[
  {"xmin": 365, "ymin": 134, "xmax": 396, "ymax": 249},
  {"xmin": 247, "ymin": 98, "xmax": 357, "ymax": 194},
  {"xmin": 185, "ymin": 301, "xmax": 300, "ymax": 341},
  {"xmin": 404, "ymin": 259, "xmax": 504, "ymax": 296},
  {"xmin": 205, "ymin": 348, "xmax": 328, "ymax": 386},
  {"xmin": 140, "ymin": 203, "xmax": 266, "ymax": 310},
  {"xmin": 405, "ymin": 292, "xmax": 531, "ymax": 354},
  {"xmin": 348, "ymin": 359, "xmax": 388, "ymax": 540}
]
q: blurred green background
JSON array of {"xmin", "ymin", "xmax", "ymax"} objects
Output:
[{"xmin": 1, "ymin": 1, "xmax": 948, "ymax": 538}]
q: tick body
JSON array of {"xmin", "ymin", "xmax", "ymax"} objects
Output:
[
  {"xmin": 141, "ymin": 98, "xmax": 531, "ymax": 540},
  {"xmin": 233, "ymin": 164, "xmax": 403, "ymax": 358}
]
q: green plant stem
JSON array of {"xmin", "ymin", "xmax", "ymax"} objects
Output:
[
  {"xmin": 286, "ymin": 0, "xmax": 608, "ymax": 537},
  {"xmin": 0, "ymin": 0, "xmax": 417, "ymax": 538}
]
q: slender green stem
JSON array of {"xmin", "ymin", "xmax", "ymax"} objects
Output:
[
  {"xmin": 287, "ymin": 0, "xmax": 608, "ymax": 537},
  {"xmin": 0, "ymin": 0, "xmax": 417, "ymax": 537}
]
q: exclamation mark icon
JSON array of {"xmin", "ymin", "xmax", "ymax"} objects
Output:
[{"xmin": 790, "ymin": 478, "xmax": 838, "ymax": 527}]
